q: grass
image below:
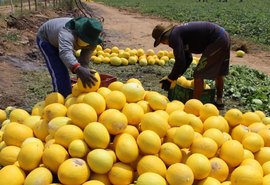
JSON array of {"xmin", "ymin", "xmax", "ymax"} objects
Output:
[{"xmin": 96, "ymin": 0, "xmax": 270, "ymax": 46}]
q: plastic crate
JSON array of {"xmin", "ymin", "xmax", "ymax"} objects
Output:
[
  {"xmin": 168, "ymin": 84, "xmax": 216, "ymax": 104},
  {"xmin": 100, "ymin": 73, "xmax": 117, "ymax": 87},
  {"xmin": 70, "ymin": 73, "xmax": 117, "ymax": 87}
]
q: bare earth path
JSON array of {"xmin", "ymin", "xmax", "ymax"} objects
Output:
[{"xmin": 89, "ymin": 2, "xmax": 270, "ymax": 75}]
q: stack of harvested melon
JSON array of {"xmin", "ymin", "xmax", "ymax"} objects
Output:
[
  {"xmin": 0, "ymin": 72, "xmax": 270, "ymax": 185},
  {"xmin": 76, "ymin": 45, "xmax": 177, "ymax": 66}
]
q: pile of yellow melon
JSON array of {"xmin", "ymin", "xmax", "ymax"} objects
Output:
[
  {"xmin": 76, "ymin": 45, "xmax": 176, "ymax": 66},
  {"xmin": 0, "ymin": 72, "xmax": 270, "ymax": 185}
]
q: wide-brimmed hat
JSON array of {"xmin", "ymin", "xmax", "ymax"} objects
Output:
[
  {"xmin": 152, "ymin": 23, "xmax": 174, "ymax": 47},
  {"xmin": 65, "ymin": 17, "xmax": 103, "ymax": 46}
]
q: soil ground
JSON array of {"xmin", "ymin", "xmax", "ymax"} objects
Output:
[{"xmin": 0, "ymin": 1, "xmax": 269, "ymax": 110}]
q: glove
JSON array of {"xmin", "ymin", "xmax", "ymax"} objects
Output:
[
  {"xmin": 160, "ymin": 76, "xmax": 175, "ymax": 91},
  {"xmin": 76, "ymin": 66, "xmax": 98, "ymax": 88}
]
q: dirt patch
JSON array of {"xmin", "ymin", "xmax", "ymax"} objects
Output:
[{"xmin": 0, "ymin": 2, "xmax": 269, "ymax": 109}]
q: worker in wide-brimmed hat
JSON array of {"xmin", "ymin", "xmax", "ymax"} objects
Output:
[
  {"xmin": 152, "ymin": 21, "xmax": 230, "ymax": 109},
  {"xmin": 37, "ymin": 17, "xmax": 103, "ymax": 97}
]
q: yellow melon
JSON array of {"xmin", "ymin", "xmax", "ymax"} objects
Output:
[
  {"xmin": 0, "ymin": 165, "xmax": 25, "ymax": 185},
  {"xmin": 67, "ymin": 103, "xmax": 97, "ymax": 129},
  {"xmin": 42, "ymin": 103, "xmax": 67, "ymax": 122},
  {"xmin": 221, "ymin": 181, "xmax": 232, "ymax": 185},
  {"xmin": 0, "ymin": 109, "xmax": 7, "ymax": 123},
  {"xmin": 136, "ymin": 172, "xmax": 167, "ymax": 185},
  {"xmin": 42, "ymin": 143, "xmax": 69, "ymax": 173},
  {"xmin": 108, "ymin": 81, "xmax": 124, "ymax": 91},
  {"xmin": 108, "ymin": 162, "xmax": 134, "ymax": 185},
  {"xmin": 58, "ymin": 158, "xmax": 90, "ymax": 185},
  {"xmin": 231, "ymin": 124, "xmax": 250, "ymax": 142},
  {"xmin": 17, "ymin": 143, "xmax": 43, "ymax": 171},
  {"xmin": 186, "ymin": 113, "xmax": 204, "ymax": 133},
  {"xmin": 83, "ymin": 92, "xmax": 106, "ymax": 115},
  {"xmin": 123, "ymin": 125, "xmax": 139, "ymax": 139},
  {"xmin": 255, "ymin": 147, "xmax": 270, "ymax": 165},
  {"xmin": 240, "ymin": 158, "xmax": 263, "ymax": 176},
  {"xmin": 83, "ymin": 121, "xmax": 110, "ymax": 149},
  {"xmin": 190, "ymin": 137, "xmax": 218, "ymax": 158},
  {"xmin": 22, "ymin": 115, "xmax": 41, "ymax": 129},
  {"xmin": 262, "ymin": 117, "xmax": 270, "ymax": 125},
  {"xmin": 248, "ymin": 122, "xmax": 266, "ymax": 133},
  {"xmin": 173, "ymin": 125, "xmax": 195, "ymax": 148},
  {"xmin": 137, "ymin": 100, "xmax": 153, "ymax": 113},
  {"xmin": 145, "ymin": 91, "xmax": 167, "ymax": 110},
  {"xmin": 48, "ymin": 116, "xmax": 72, "ymax": 136},
  {"xmin": 68, "ymin": 139, "xmax": 89, "ymax": 158},
  {"xmin": 97, "ymin": 87, "xmax": 111, "ymax": 99},
  {"xmin": 209, "ymin": 157, "xmax": 229, "ymax": 182},
  {"xmin": 98, "ymin": 109, "xmax": 128, "ymax": 135},
  {"xmin": 262, "ymin": 161, "xmax": 270, "ymax": 176},
  {"xmin": 165, "ymin": 100, "xmax": 185, "ymax": 114},
  {"xmin": 224, "ymin": 108, "xmax": 243, "ymax": 127},
  {"xmin": 0, "ymin": 145, "xmax": 20, "ymax": 166},
  {"xmin": 241, "ymin": 111, "xmax": 261, "ymax": 126},
  {"xmin": 243, "ymin": 149, "xmax": 254, "ymax": 160},
  {"xmin": 3, "ymin": 122, "xmax": 33, "ymax": 147},
  {"xmin": 199, "ymin": 103, "xmax": 219, "ymax": 122},
  {"xmin": 120, "ymin": 82, "xmax": 145, "ymax": 103},
  {"xmin": 241, "ymin": 132, "xmax": 264, "ymax": 153},
  {"xmin": 159, "ymin": 142, "xmax": 182, "ymax": 166},
  {"xmin": 105, "ymin": 90, "xmax": 127, "ymax": 110},
  {"xmin": 219, "ymin": 140, "xmax": 244, "ymax": 167},
  {"xmin": 54, "ymin": 124, "xmax": 84, "ymax": 148},
  {"xmin": 126, "ymin": 78, "xmax": 143, "ymax": 86},
  {"xmin": 230, "ymin": 165, "xmax": 263, "ymax": 185},
  {"xmin": 198, "ymin": 177, "xmax": 222, "ymax": 185},
  {"xmin": 82, "ymin": 180, "xmax": 105, "ymax": 185},
  {"xmin": 90, "ymin": 173, "xmax": 111, "ymax": 185},
  {"xmin": 45, "ymin": 92, "xmax": 65, "ymax": 106},
  {"xmin": 24, "ymin": 166, "xmax": 53, "ymax": 185},
  {"xmin": 64, "ymin": 96, "xmax": 77, "ymax": 107},
  {"xmin": 137, "ymin": 155, "xmax": 167, "ymax": 177},
  {"xmin": 122, "ymin": 103, "xmax": 144, "ymax": 126},
  {"xmin": 77, "ymin": 72, "xmax": 101, "ymax": 93},
  {"xmin": 39, "ymin": 108, "xmax": 48, "ymax": 120},
  {"xmin": 166, "ymin": 163, "xmax": 194, "ymax": 185},
  {"xmin": 137, "ymin": 130, "xmax": 161, "ymax": 155},
  {"xmin": 87, "ymin": 149, "xmax": 113, "ymax": 174},
  {"xmin": 203, "ymin": 128, "xmax": 225, "ymax": 147},
  {"xmin": 184, "ymin": 99, "xmax": 204, "ymax": 116},
  {"xmin": 115, "ymin": 133, "xmax": 139, "ymax": 163},
  {"xmin": 140, "ymin": 112, "xmax": 168, "ymax": 138},
  {"xmin": 203, "ymin": 115, "xmax": 228, "ymax": 132},
  {"xmin": 155, "ymin": 110, "xmax": 169, "ymax": 121},
  {"xmin": 163, "ymin": 127, "xmax": 178, "ymax": 143},
  {"xmin": 185, "ymin": 153, "xmax": 211, "ymax": 180},
  {"xmin": 21, "ymin": 137, "xmax": 44, "ymax": 150},
  {"xmin": 33, "ymin": 119, "xmax": 49, "ymax": 141},
  {"xmin": 168, "ymin": 110, "xmax": 188, "ymax": 127},
  {"xmin": 110, "ymin": 56, "xmax": 122, "ymax": 66},
  {"xmin": 9, "ymin": 108, "xmax": 30, "ymax": 124},
  {"xmin": 263, "ymin": 174, "xmax": 270, "ymax": 185}
]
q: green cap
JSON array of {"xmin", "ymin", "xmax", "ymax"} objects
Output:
[{"xmin": 66, "ymin": 17, "xmax": 103, "ymax": 46}]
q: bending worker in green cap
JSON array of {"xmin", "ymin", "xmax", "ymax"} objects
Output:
[
  {"xmin": 152, "ymin": 21, "xmax": 230, "ymax": 109},
  {"xmin": 36, "ymin": 17, "xmax": 103, "ymax": 97}
]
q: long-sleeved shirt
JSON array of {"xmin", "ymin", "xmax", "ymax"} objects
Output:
[
  {"xmin": 37, "ymin": 17, "xmax": 96, "ymax": 70},
  {"xmin": 168, "ymin": 21, "xmax": 225, "ymax": 80}
]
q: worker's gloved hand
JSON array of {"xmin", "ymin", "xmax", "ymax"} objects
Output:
[
  {"xmin": 160, "ymin": 76, "xmax": 174, "ymax": 91},
  {"xmin": 76, "ymin": 66, "xmax": 98, "ymax": 88}
]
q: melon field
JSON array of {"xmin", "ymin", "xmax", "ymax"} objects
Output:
[{"xmin": 0, "ymin": 0, "xmax": 270, "ymax": 184}]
